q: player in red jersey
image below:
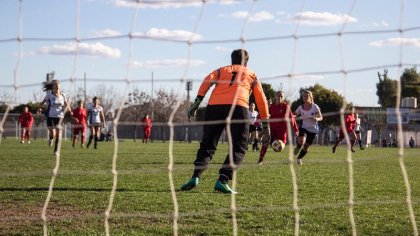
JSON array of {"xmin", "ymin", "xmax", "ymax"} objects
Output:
[
  {"xmin": 141, "ymin": 114, "xmax": 152, "ymax": 143},
  {"xmin": 332, "ymin": 107, "xmax": 356, "ymax": 153},
  {"xmin": 258, "ymin": 91, "xmax": 299, "ymax": 164},
  {"xmin": 18, "ymin": 106, "xmax": 34, "ymax": 144},
  {"xmin": 71, "ymin": 100, "xmax": 87, "ymax": 148}
]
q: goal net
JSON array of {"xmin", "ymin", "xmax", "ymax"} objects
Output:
[{"xmin": 0, "ymin": 0, "xmax": 419, "ymax": 235}]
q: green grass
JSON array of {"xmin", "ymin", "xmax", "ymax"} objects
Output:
[{"xmin": 0, "ymin": 139, "xmax": 419, "ymax": 235}]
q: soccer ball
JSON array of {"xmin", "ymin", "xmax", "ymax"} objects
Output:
[{"xmin": 272, "ymin": 139, "xmax": 285, "ymax": 152}]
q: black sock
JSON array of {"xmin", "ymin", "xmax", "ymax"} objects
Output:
[
  {"xmin": 54, "ymin": 138, "xmax": 59, "ymax": 152},
  {"xmin": 219, "ymin": 174, "xmax": 229, "ymax": 184},
  {"xmin": 87, "ymin": 135, "xmax": 93, "ymax": 147},
  {"xmin": 298, "ymin": 149, "xmax": 307, "ymax": 159},
  {"xmin": 359, "ymin": 140, "xmax": 362, "ymax": 147}
]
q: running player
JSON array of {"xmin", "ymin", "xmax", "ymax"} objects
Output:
[
  {"xmin": 41, "ymin": 79, "xmax": 71, "ymax": 157},
  {"xmin": 258, "ymin": 91, "xmax": 299, "ymax": 164},
  {"xmin": 293, "ymin": 90, "xmax": 323, "ymax": 165},
  {"xmin": 86, "ymin": 97, "xmax": 105, "ymax": 149},
  {"xmin": 71, "ymin": 100, "xmax": 87, "ymax": 148},
  {"xmin": 18, "ymin": 106, "xmax": 34, "ymax": 144},
  {"xmin": 332, "ymin": 107, "xmax": 356, "ymax": 153}
]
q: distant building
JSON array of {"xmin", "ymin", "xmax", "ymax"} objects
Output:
[{"xmin": 355, "ymin": 100, "xmax": 419, "ymax": 148}]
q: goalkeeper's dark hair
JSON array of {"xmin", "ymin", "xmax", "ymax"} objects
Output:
[
  {"xmin": 231, "ymin": 49, "xmax": 249, "ymax": 66},
  {"xmin": 42, "ymin": 79, "xmax": 59, "ymax": 92}
]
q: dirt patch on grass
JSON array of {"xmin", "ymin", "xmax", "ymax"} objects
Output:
[{"xmin": 0, "ymin": 201, "xmax": 103, "ymax": 235}]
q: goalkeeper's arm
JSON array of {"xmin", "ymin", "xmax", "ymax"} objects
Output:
[{"xmin": 188, "ymin": 95, "xmax": 204, "ymax": 119}]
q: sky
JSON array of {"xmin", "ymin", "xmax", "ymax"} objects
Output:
[{"xmin": 0, "ymin": 0, "xmax": 419, "ymax": 108}]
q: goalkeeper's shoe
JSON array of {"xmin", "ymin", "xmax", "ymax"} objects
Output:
[
  {"xmin": 180, "ymin": 177, "xmax": 199, "ymax": 191},
  {"xmin": 214, "ymin": 180, "xmax": 237, "ymax": 194}
]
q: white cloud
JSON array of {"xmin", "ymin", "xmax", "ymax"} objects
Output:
[
  {"xmin": 37, "ymin": 42, "xmax": 121, "ymax": 58},
  {"xmin": 371, "ymin": 20, "xmax": 389, "ymax": 27},
  {"xmin": 114, "ymin": 0, "xmax": 236, "ymax": 9},
  {"xmin": 215, "ymin": 46, "xmax": 231, "ymax": 52},
  {"xmin": 219, "ymin": 0, "xmax": 236, "ymax": 5},
  {"xmin": 292, "ymin": 11, "xmax": 357, "ymax": 26},
  {"xmin": 369, "ymin": 37, "xmax": 420, "ymax": 47},
  {"xmin": 232, "ymin": 10, "xmax": 275, "ymax": 22},
  {"xmin": 114, "ymin": 0, "xmax": 202, "ymax": 9},
  {"xmin": 135, "ymin": 28, "xmax": 202, "ymax": 41},
  {"xmin": 130, "ymin": 59, "xmax": 205, "ymax": 69},
  {"xmin": 91, "ymin": 29, "xmax": 123, "ymax": 37}
]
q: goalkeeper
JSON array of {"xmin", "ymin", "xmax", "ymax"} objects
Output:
[{"xmin": 180, "ymin": 49, "xmax": 270, "ymax": 194}]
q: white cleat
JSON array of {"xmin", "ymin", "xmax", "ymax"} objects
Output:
[
  {"xmin": 296, "ymin": 159, "xmax": 303, "ymax": 165},
  {"xmin": 27, "ymin": 141, "xmax": 31, "ymax": 144},
  {"xmin": 48, "ymin": 139, "xmax": 53, "ymax": 147}
]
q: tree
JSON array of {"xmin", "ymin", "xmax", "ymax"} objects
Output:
[
  {"xmin": 249, "ymin": 82, "xmax": 276, "ymax": 109},
  {"xmin": 117, "ymin": 89, "xmax": 190, "ymax": 141},
  {"xmin": 11, "ymin": 102, "xmax": 39, "ymax": 114},
  {"xmin": 0, "ymin": 104, "xmax": 8, "ymax": 113},
  {"xmin": 119, "ymin": 89, "xmax": 188, "ymax": 123},
  {"xmin": 376, "ymin": 67, "xmax": 420, "ymax": 108},
  {"xmin": 291, "ymin": 83, "xmax": 346, "ymax": 126},
  {"xmin": 153, "ymin": 89, "xmax": 189, "ymax": 123},
  {"xmin": 400, "ymin": 67, "xmax": 420, "ymax": 107},
  {"xmin": 88, "ymin": 83, "xmax": 122, "ymax": 114},
  {"xmin": 0, "ymin": 90, "xmax": 13, "ymax": 113},
  {"xmin": 376, "ymin": 69, "xmax": 397, "ymax": 108}
]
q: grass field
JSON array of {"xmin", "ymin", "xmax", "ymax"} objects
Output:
[{"xmin": 0, "ymin": 138, "xmax": 419, "ymax": 235}]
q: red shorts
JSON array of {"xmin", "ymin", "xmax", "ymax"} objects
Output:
[
  {"xmin": 270, "ymin": 127, "xmax": 288, "ymax": 144},
  {"xmin": 339, "ymin": 129, "xmax": 354, "ymax": 139},
  {"xmin": 144, "ymin": 128, "xmax": 151, "ymax": 138},
  {"xmin": 73, "ymin": 126, "xmax": 86, "ymax": 135}
]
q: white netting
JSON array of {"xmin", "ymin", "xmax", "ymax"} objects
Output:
[{"xmin": 0, "ymin": 0, "xmax": 419, "ymax": 235}]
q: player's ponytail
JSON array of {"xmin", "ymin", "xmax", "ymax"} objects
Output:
[{"xmin": 42, "ymin": 79, "xmax": 59, "ymax": 92}]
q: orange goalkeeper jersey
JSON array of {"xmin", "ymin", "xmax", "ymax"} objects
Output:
[{"xmin": 197, "ymin": 64, "xmax": 269, "ymax": 119}]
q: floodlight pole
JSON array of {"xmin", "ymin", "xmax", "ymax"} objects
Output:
[
  {"xmin": 186, "ymin": 81, "xmax": 192, "ymax": 143},
  {"xmin": 84, "ymin": 72, "xmax": 87, "ymax": 103},
  {"xmin": 151, "ymin": 72, "xmax": 154, "ymax": 120},
  {"xmin": 133, "ymin": 89, "xmax": 140, "ymax": 143}
]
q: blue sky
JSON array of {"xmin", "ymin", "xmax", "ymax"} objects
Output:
[{"xmin": 1, "ymin": 0, "xmax": 419, "ymax": 107}]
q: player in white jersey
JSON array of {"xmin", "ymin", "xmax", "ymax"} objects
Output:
[
  {"xmin": 293, "ymin": 90, "xmax": 323, "ymax": 165},
  {"xmin": 354, "ymin": 113, "xmax": 365, "ymax": 150},
  {"xmin": 41, "ymin": 79, "xmax": 71, "ymax": 157},
  {"xmin": 86, "ymin": 96, "xmax": 105, "ymax": 149},
  {"xmin": 248, "ymin": 103, "xmax": 260, "ymax": 151}
]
